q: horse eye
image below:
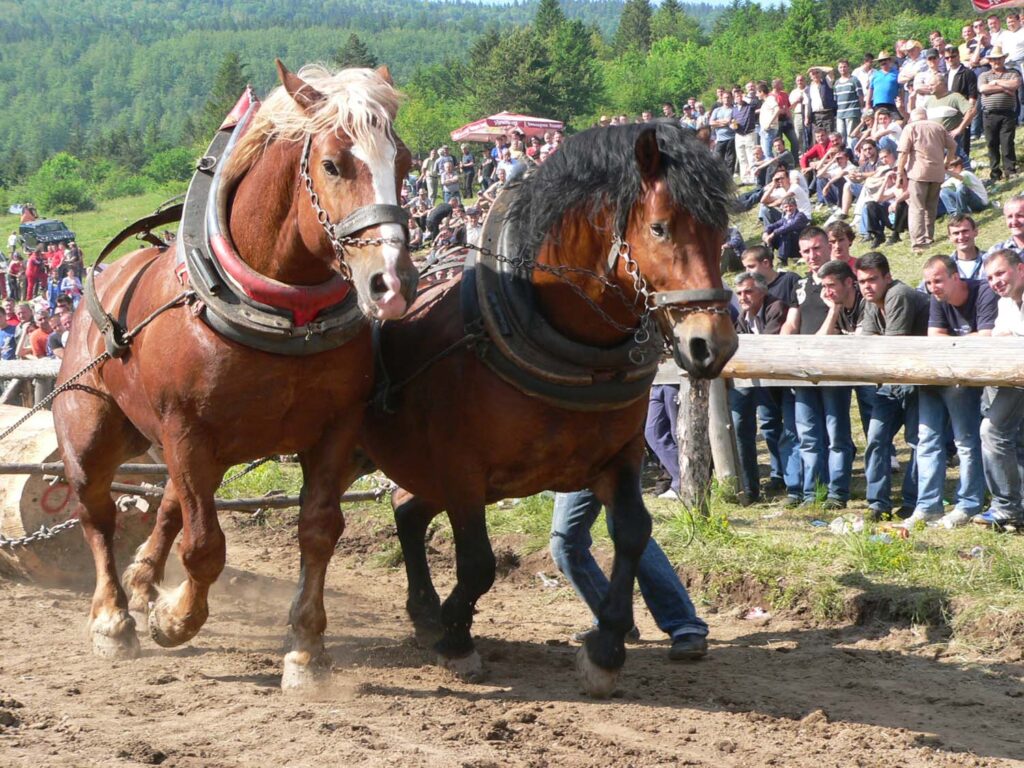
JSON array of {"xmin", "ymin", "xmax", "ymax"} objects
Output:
[
  {"xmin": 322, "ymin": 159, "xmax": 341, "ymax": 177},
  {"xmin": 650, "ymin": 223, "xmax": 667, "ymax": 239}
]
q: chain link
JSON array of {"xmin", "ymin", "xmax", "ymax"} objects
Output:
[{"xmin": 0, "ymin": 517, "xmax": 81, "ymax": 550}]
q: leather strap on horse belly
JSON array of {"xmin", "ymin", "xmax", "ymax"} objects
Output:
[{"xmin": 84, "ymin": 203, "xmax": 184, "ymax": 358}]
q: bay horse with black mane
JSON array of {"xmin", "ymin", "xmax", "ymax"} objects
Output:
[
  {"xmin": 53, "ymin": 60, "xmax": 417, "ymax": 690},
  {"xmin": 356, "ymin": 122, "xmax": 737, "ymax": 696}
]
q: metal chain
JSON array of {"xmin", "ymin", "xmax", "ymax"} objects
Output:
[
  {"xmin": 0, "ymin": 517, "xmax": 82, "ymax": 550},
  {"xmin": 218, "ymin": 455, "xmax": 277, "ymax": 489}
]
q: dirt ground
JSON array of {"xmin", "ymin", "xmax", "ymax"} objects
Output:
[{"xmin": 1, "ymin": 514, "xmax": 1023, "ymax": 768}]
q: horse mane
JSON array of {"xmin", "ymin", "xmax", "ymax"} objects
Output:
[
  {"xmin": 509, "ymin": 121, "xmax": 735, "ymax": 258},
  {"xmin": 225, "ymin": 63, "xmax": 401, "ymax": 182}
]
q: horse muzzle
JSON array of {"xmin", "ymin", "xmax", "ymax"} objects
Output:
[{"xmin": 654, "ymin": 289, "xmax": 738, "ymax": 379}]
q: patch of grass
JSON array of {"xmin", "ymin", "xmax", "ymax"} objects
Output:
[{"xmin": 486, "ymin": 493, "xmax": 558, "ymax": 553}]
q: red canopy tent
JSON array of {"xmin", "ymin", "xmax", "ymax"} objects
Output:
[{"xmin": 450, "ymin": 111, "xmax": 564, "ymax": 143}]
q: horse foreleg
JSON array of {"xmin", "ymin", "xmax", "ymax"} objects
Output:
[
  {"xmin": 148, "ymin": 433, "xmax": 225, "ymax": 648},
  {"xmin": 281, "ymin": 435, "xmax": 350, "ymax": 692},
  {"xmin": 435, "ymin": 506, "xmax": 495, "ymax": 682},
  {"xmin": 393, "ymin": 488, "xmax": 443, "ymax": 638},
  {"xmin": 579, "ymin": 458, "xmax": 651, "ymax": 698},
  {"xmin": 123, "ymin": 481, "xmax": 182, "ymax": 633}
]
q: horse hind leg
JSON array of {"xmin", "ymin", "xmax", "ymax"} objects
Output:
[
  {"xmin": 435, "ymin": 506, "xmax": 495, "ymax": 682},
  {"xmin": 147, "ymin": 429, "xmax": 226, "ymax": 648},
  {"xmin": 122, "ymin": 481, "xmax": 182, "ymax": 634},
  {"xmin": 55, "ymin": 393, "xmax": 150, "ymax": 660},
  {"xmin": 281, "ymin": 438, "xmax": 351, "ymax": 692},
  {"xmin": 393, "ymin": 488, "xmax": 443, "ymax": 639}
]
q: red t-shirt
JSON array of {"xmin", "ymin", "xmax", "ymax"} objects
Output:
[{"xmin": 774, "ymin": 90, "xmax": 791, "ymax": 119}]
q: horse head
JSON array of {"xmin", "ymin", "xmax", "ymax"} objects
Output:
[
  {"xmin": 228, "ymin": 61, "xmax": 418, "ymax": 321},
  {"xmin": 624, "ymin": 124, "xmax": 738, "ymax": 378}
]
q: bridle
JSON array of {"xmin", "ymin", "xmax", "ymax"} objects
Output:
[{"xmin": 298, "ymin": 133, "xmax": 409, "ymax": 280}]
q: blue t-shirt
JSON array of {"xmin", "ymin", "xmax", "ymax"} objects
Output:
[
  {"xmin": 711, "ymin": 106, "xmax": 735, "ymax": 142},
  {"xmin": 870, "ymin": 69, "xmax": 900, "ymax": 106},
  {"xmin": 0, "ymin": 324, "xmax": 16, "ymax": 361},
  {"xmin": 927, "ymin": 279, "xmax": 998, "ymax": 335}
]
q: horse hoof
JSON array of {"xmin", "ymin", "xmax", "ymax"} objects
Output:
[
  {"xmin": 91, "ymin": 612, "xmax": 141, "ymax": 660},
  {"xmin": 148, "ymin": 596, "xmax": 201, "ymax": 648},
  {"xmin": 438, "ymin": 650, "xmax": 484, "ymax": 683},
  {"xmin": 575, "ymin": 646, "xmax": 618, "ymax": 699},
  {"xmin": 281, "ymin": 651, "xmax": 332, "ymax": 693}
]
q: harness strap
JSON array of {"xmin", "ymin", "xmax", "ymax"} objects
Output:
[
  {"xmin": 332, "ymin": 203, "xmax": 409, "ymax": 240},
  {"xmin": 654, "ymin": 288, "xmax": 732, "ymax": 307},
  {"xmin": 85, "ymin": 203, "xmax": 185, "ymax": 358}
]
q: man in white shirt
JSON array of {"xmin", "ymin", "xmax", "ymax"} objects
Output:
[
  {"xmin": 939, "ymin": 156, "xmax": 988, "ymax": 215},
  {"xmin": 975, "ymin": 248, "xmax": 1024, "ymax": 530},
  {"xmin": 853, "ymin": 52, "xmax": 875, "ymax": 94}
]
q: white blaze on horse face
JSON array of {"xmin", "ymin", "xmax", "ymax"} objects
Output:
[{"xmin": 351, "ymin": 133, "xmax": 406, "ymax": 317}]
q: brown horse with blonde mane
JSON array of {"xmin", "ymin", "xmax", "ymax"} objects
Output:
[
  {"xmin": 357, "ymin": 121, "xmax": 737, "ymax": 696},
  {"xmin": 53, "ymin": 60, "xmax": 417, "ymax": 690}
]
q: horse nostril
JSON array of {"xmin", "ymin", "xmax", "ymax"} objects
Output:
[
  {"xmin": 689, "ymin": 337, "xmax": 711, "ymax": 366},
  {"xmin": 370, "ymin": 272, "xmax": 388, "ymax": 298}
]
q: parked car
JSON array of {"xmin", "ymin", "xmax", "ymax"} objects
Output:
[{"xmin": 18, "ymin": 219, "xmax": 75, "ymax": 249}]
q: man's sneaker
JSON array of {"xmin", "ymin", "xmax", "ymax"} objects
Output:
[
  {"xmin": 783, "ymin": 495, "xmax": 803, "ymax": 509},
  {"xmin": 762, "ymin": 477, "xmax": 787, "ymax": 493},
  {"xmin": 824, "ymin": 211, "xmax": 846, "ymax": 226},
  {"xmin": 938, "ymin": 508, "xmax": 974, "ymax": 529},
  {"xmin": 668, "ymin": 633, "xmax": 708, "ymax": 661},
  {"xmin": 972, "ymin": 509, "xmax": 1024, "ymax": 532},
  {"xmin": 885, "ymin": 234, "xmax": 902, "ymax": 245},
  {"xmin": 657, "ymin": 489, "xmax": 680, "ymax": 500},
  {"xmin": 820, "ymin": 498, "xmax": 847, "ymax": 511},
  {"xmin": 868, "ymin": 506, "xmax": 892, "ymax": 522},
  {"xmin": 572, "ymin": 626, "xmax": 641, "ymax": 643},
  {"xmin": 900, "ymin": 509, "xmax": 942, "ymax": 529}
]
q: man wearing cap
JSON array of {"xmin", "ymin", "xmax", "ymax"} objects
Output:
[
  {"xmin": 866, "ymin": 51, "xmax": 900, "ymax": 114},
  {"xmin": 979, "ymin": 45, "xmax": 1021, "ymax": 182}
]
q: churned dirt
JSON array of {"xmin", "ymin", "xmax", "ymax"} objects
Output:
[{"xmin": 1, "ymin": 512, "xmax": 1023, "ymax": 768}]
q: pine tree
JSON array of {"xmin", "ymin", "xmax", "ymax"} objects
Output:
[
  {"xmin": 534, "ymin": 0, "xmax": 566, "ymax": 32},
  {"xmin": 651, "ymin": 0, "xmax": 703, "ymax": 45},
  {"xmin": 614, "ymin": 0, "xmax": 653, "ymax": 55},
  {"xmin": 196, "ymin": 52, "xmax": 248, "ymax": 141},
  {"xmin": 330, "ymin": 32, "xmax": 380, "ymax": 70}
]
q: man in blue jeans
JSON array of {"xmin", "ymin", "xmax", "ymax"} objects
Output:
[
  {"xmin": 904, "ymin": 254, "xmax": 997, "ymax": 528},
  {"xmin": 550, "ymin": 489, "xmax": 708, "ymax": 661},
  {"xmin": 976, "ymin": 250, "xmax": 1024, "ymax": 530}
]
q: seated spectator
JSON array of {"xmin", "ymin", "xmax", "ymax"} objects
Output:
[
  {"xmin": 863, "ymin": 159, "xmax": 908, "ymax": 246},
  {"xmin": 758, "ymin": 167, "xmax": 812, "ymax": 228},
  {"xmin": 825, "ymin": 220, "xmax": 858, "ymax": 267},
  {"xmin": 721, "ymin": 225, "xmax": 746, "ymax": 272},
  {"xmin": 939, "ymin": 156, "xmax": 988, "ymax": 215},
  {"xmin": 481, "ymin": 167, "xmax": 508, "ymax": 204},
  {"xmin": 799, "ymin": 126, "xmax": 832, "ymax": 176},
  {"xmin": 408, "ymin": 216, "xmax": 424, "ymax": 251},
  {"xmin": 945, "ymin": 214, "xmax": 986, "ymax": 281},
  {"xmin": 827, "ymin": 139, "xmax": 882, "ymax": 226},
  {"xmin": 815, "ymin": 147, "xmax": 853, "ymax": 208},
  {"xmin": 869, "ymin": 108, "xmax": 903, "ymax": 154},
  {"xmin": 761, "ymin": 196, "xmax": 809, "ymax": 266},
  {"xmin": 47, "ymin": 310, "xmax": 73, "ymax": 360},
  {"xmin": 984, "ymin": 193, "xmax": 1024, "ymax": 259},
  {"xmin": 465, "ymin": 206, "xmax": 484, "ymax": 246}
]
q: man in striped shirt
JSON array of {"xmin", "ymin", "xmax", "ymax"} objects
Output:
[{"xmin": 834, "ymin": 59, "xmax": 865, "ymax": 143}]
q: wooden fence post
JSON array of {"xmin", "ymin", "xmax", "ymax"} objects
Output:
[
  {"xmin": 708, "ymin": 377, "xmax": 744, "ymax": 502},
  {"xmin": 676, "ymin": 376, "xmax": 711, "ymax": 515}
]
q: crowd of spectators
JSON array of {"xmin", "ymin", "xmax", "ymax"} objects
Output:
[{"xmin": 0, "ymin": 234, "xmax": 84, "ymax": 363}]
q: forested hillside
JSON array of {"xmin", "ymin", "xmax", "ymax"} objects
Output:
[{"xmin": 0, "ymin": 0, "xmax": 984, "ymax": 211}]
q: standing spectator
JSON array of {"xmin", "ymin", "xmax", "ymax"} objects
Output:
[
  {"xmin": 979, "ymin": 46, "xmax": 1021, "ymax": 182},
  {"xmin": 772, "ymin": 78, "xmax": 799, "ymax": 155},
  {"xmin": 781, "ymin": 228, "xmax": 855, "ymax": 510},
  {"xmin": 59, "ymin": 267, "xmax": 83, "ymax": 307},
  {"xmin": 5, "ymin": 230, "xmax": 17, "ymax": 256},
  {"xmin": 549, "ymin": 489, "xmax": 709, "ymax": 660},
  {"xmin": 732, "ymin": 83, "xmax": 760, "ymax": 185},
  {"xmin": 1003, "ymin": 12, "xmax": 1024, "ymax": 124},
  {"xmin": 919, "ymin": 73, "xmax": 976, "ymax": 170},
  {"xmin": 857, "ymin": 252, "xmax": 930, "ymax": 521},
  {"xmin": 421, "ymin": 149, "xmax": 439, "ymax": 202},
  {"xmin": 905, "ymin": 255, "xmax": 997, "ymax": 528},
  {"xmin": 945, "ymin": 45, "xmax": 979, "ymax": 161},
  {"xmin": 458, "ymin": 144, "xmax": 475, "ymax": 199},
  {"xmin": 25, "ymin": 249, "xmax": 46, "ymax": 300},
  {"xmin": 866, "ymin": 51, "xmax": 901, "ymax": 113},
  {"xmin": 834, "ymin": 59, "xmax": 865, "ymax": 142},
  {"xmin": 729, "ymin": 271, "xmax": 790, "ymax": 503},
  {"xmin": 976, "ymin": 249, "xmax": 1024, "ymax": 530},
  {"xmin": 6, "ymin": 252, "xmax": 22, "ymax": 301},
  {"xmin": 0, "ymin": 299, "xmax": 18, "ymax": 361},
  {"xmin": 807, "ymin": 66, "xmax": 837, "ymax": 133},
  {"xmin": 757, "ymin": 81, "xmax": 780, "ymax": 158},
  {"xmin": 440, "ymin": 160, "xmax": 461, "ymax": 204},
  {"xmin": 710, "ymin": 91, "xmax": 736, "ymax": 177},
  {"xmin": 896, "ymin": 108, "xmax": 958, "ymax": 253},
  {"xmin": 790, "ymin": 73, "xmax": 810, "ymax": 151},
  {"xmin": 645, "ymin": 380, "xmax": 682, "ymax": 501},
  {"xmin": 853, "ymin": 53, "xmax": 875, "ymax": 95}
]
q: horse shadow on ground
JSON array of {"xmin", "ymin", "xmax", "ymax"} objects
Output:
[{"xmin": 315, "ymin": 576, "xmax": 1024, "ymax": 764}]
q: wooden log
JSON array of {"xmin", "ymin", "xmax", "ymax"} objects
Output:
[
  {"xmin": 0, "ymin": 359, "xmax": 61, "ymax": 379},
  {"xmin": 707, "ymin": 377, "xmax": 743, "ymax": 501},
  {"xmin": 676, "ymin": 376, "xmax": 712, "ymax": 514},
  {"xmin": 722, "ymin": 335, "xmax": 1024, "ymax": 387}
]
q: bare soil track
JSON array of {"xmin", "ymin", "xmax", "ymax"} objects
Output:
[{"xmin": 1, "ymin": 514, "xmax": 1023, "ymax": 768}]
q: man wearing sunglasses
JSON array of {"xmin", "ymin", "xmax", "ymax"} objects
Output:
[{"xmin": 944, "ymin": 45, "xmax": 979, "ymax": 160}]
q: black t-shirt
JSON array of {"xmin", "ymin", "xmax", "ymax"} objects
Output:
[
  {"xmin": 767, "ymin": 270, "xmax": 800, "ymax": 305},
  {"xmin": 785, "ymin": 274, "xmax": 829, "ymax": 334},
  {"xmin": 927, "ymin": 279, "xmax": 998, "ymax": 335},
  {"xmin": 834, "ymin": 291, "xmax": 864, "ymax": 335}
]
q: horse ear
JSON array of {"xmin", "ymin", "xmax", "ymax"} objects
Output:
[
  {"xmin": 634, "ymin": 126, "xmax": 662, "ymax": 183},
  {"xmin": 275, "ymin": 58, "xmax": 325, "ymax": 114},
  {"xmin": 375, "ymin": 65, "xmax": 394, "ymax": 86}
]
